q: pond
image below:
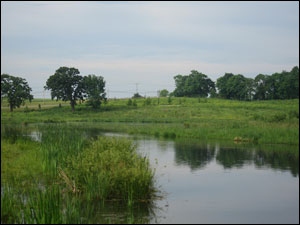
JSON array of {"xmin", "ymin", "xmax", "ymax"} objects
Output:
[
  {"xmin": 97, "ymin": 130, "xmax": 299, "ymax": 223},
  {"xmin": 134, "ymin": 137, "xmax": 299, "ymax": 224},
  {"xmin": 2, "ymin": 124, "xmax": 299, "ymax": 223}
]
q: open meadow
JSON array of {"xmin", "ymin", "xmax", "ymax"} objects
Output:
[{"xmin": 2, "ymin": 97, "xmax": 299, "ymax": 145}]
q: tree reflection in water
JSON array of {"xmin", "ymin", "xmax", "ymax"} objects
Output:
[{"xmin": 174, "ymin": 141, "xmax": 299, "ymax": 177}]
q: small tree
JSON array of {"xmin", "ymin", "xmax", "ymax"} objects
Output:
[
  {"xmin": 1, "ymin": 74, "xmax": 33, "ymax": 112},
  {"xmin": 45, "ymin": 67, "xmax": 85, "ymax": 111},
  {"xmin": 159, "ymin": 89, "xmax": 169, "ymax": 97},
  {"xmin": 132, "ymin": 93, "xmax": 143, "ymax": 98},
  {"xmin": 83, "ymin": 74, "xmax": 106, "ymax": 109}
]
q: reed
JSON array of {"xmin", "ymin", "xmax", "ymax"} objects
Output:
[
  {"xmin": 64, "ymin": 136, "xmax": 155, "ymax": 202},
  {"xmin": 1, "ymin": 123, "xmax": 156, "ymax": 224}
]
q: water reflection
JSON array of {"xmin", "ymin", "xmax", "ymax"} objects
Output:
[
  {"xmin": 216, "ymin": 146, "xmax": 253, "ymax": 169},
  {"xmin": 254, "ymin": 149, "xmax": 299, "ymax": 177},
  {"xmin": 174, "ymin": 141, "xmax": 299, "ymax": 177},
  {"xmin": 79, "ymin": 200, "xmax": 157, "ymax": 224},
  {"xmin": 174, "ymin": 142, "xmax": 215, "ymax": 170}
]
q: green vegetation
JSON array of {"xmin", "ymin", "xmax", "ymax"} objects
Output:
[
  {"xmin": 1, "ymin": 66, "xmax": 299, "ymax": 223},
  {"xmin": 45, "ymin": 67, "xmax": 90, "ymax": 111},
  {"xmin": 1, "ymin": 74, "xmax": 33, "ymax": 112},
  {"xmin": 1, "ymin": 97, "xmax": 299, "ymax": 145},
  {"xmin": 1, "ymin": 124, "xmax": 156, "ymax": 224},
  {"xmin": 132, "ymin": 93, "xmax": 143, "ymax": 98},
  {"xmin": 1, "ymin": 97, "xmax": 298, "ymax": 223},
  {"xmin": 159, "ymin": 89, "xmax": 169, "ymax": 97},
  {"xmin": 216, "ymin": 66, "xmax": 299, "ymax": 100},
  {"xmin": 83, "ymin": 74, "xmax": 106, "ymax": 109},
  {"xmin": 173, "ymin": 70, "xmax": 215, "ymax": 97}
]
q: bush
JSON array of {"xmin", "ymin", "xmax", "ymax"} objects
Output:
[
  {"xmin": 183, "ymin": 123, "xmax": 190, "ymax": 128},
  {"xmin": 132, "ymin": 99, "xmax": 137, "ymax": 107},
  {"xmin": 24, "ymin": 106, "xmax": 30, "ymax": 113},
  {"xmin": 288, "ymin": 110, "xmax": 299, "ymax": 119},
  {"xmin": 268, "ymin": 113, "xmax": 286, "ymax": 122},
  {"xmin": 168, "ymin": 97, "xmax": 172, "ymax": 105},
  {"xmin": 127, "ymin": 99, "xmax": 133, "ymax": 106},
  {"xmin": 162, "ymin": 131, "xmax": 176, "ymax": 139},
  {"xmin": 132, "ymin": 93, "xmax": 143, "ymax": 98},
  {"xmin": 144, "ymin": 97, "xmax": 152, "ymax": 106}
]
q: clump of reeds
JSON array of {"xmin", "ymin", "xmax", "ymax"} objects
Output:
[{"xmin": 64, "ymin": 136, "xmax": 155, "ymax": 203}]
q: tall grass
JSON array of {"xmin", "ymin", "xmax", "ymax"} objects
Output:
[
  {"xmin": 1, "ymin": 124, "xmax": 156, "ymax": 224},
  {"xmin": 64, "ymin": 136, "xmax": 155, "ymax": 202}
]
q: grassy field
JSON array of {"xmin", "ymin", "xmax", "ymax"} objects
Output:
[{"xmin": 1, "ymin": 97, "xmax": 299, "ymax": 145}]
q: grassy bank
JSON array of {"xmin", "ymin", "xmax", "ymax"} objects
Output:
[{"xmin": 2, "ymin": 98, "xmax": 299, "ymax": 145}]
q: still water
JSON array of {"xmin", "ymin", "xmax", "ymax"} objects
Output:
[{"xmin": 101, "ymin": 133, "xmax": 299, "ymax": 224}]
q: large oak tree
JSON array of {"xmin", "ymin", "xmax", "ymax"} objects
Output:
[
  {"xmin": 45, "ymin": 67, "xmax": 85, "ymax": 111},
  {"xmin": 1, "ymin": 74, "xmax": 33, "ymax": 112}
]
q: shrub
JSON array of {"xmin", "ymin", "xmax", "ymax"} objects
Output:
[
  {"xmin": 183, "ymin": 123, "xmax": 190, "ymax": 128},
  {"xmin": 168, "ymin": 97, "xmax": 172, "ymax": 105},
  {"xmin": 269, "ymin": 113, "xmax": 286, "ymax": 122},
  {"xmin": 127, "ymin": 99, "xmax": 133, "ymax": 106},
  {"xmin": 288, "ymin": 110, "xmax": 299, "ymax": 119},
  {"xmin": 132, "ymin": 99, "xmax": 137, "ymax": 107},
  {"xmin": 24, "ymin": 106, "xmax": 30, "ymax": 113},
  {"xmin": 144, "ymin": 97, "xmax": 152, "ymax": 106}
]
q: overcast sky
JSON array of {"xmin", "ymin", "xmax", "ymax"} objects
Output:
[{"xmin": 1, "ymin": 1, "xmax": 299, "ymax": 98}]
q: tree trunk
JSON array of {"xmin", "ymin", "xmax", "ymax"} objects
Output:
[
  {"xmin": 71, "ymin": 101, "xmax": 75, "ymax": 112},
  {"xmin": 10, "ymin": 104, "xmax": 13, "ymax": 112}
]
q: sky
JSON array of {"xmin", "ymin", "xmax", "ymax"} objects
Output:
[{"xmin": 1, "ymin": 1, "xmax": 299, "ymax": 98}]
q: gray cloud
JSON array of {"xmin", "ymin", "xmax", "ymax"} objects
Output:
[{"xmin": 1, "ymin": 1, "xmax": 299, "ymax": 98}]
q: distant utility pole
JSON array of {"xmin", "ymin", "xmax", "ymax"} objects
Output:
[
  {"xmin": 107, "ymin": 88, "xmax": 109, "ymax": 99},
  {"xmin": 135, "ymin": 83, "xmax": 139, "ymax": 93}
]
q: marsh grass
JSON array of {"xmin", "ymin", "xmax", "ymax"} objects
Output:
[
  {"xmin": 64, "ymin": 136, "xmax": 155, "ymax": 202},
  {"xmin": 1, "ymin": 123, "xmax": 156, "ymax": 224}
]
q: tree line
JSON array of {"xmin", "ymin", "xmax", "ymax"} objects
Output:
[
  {"xmin": 1, "ymin": 66, "xmax": 299, "ymax": 111},
  {"xmin": 171, "ymin": 66, "xmax": 299, "ymax": 100}
]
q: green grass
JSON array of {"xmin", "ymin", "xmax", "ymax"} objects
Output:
[
  {"xmin": 1, "ymin": 138, "xmax": 44, "ymax": 187},
  {"xmin": 1, "ymin": 97, "xmax": 299, "ymax": 145}
]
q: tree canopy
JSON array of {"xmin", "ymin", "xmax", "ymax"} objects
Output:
[
  {"xmin": 45, "ymin": 67, "xmax": 107, "ymax": 111},
  {"xmin": 45, "ymin": 67, "xmax": 86, "ymax": 111},
  {"xmin": 216, "ymin": 66, "xmax": 299, "ymax": 101},
  {"xmin": 83, "ymin": 74, "xmax": 106, "ymax": 109},
  {"xmin": 1, "ymin": 74, "xmax": 33, "ymax": 112},
  {"xmin": 132, "ymin": 93, "xmax": 143, "ymax": 98},
  {"xmin": 172, "ymin": 70, "xmax": 215, "ymax": 97},
  {"xmin": 159, "ymin": 89, "xmax": 169, "ymax": 97}
]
